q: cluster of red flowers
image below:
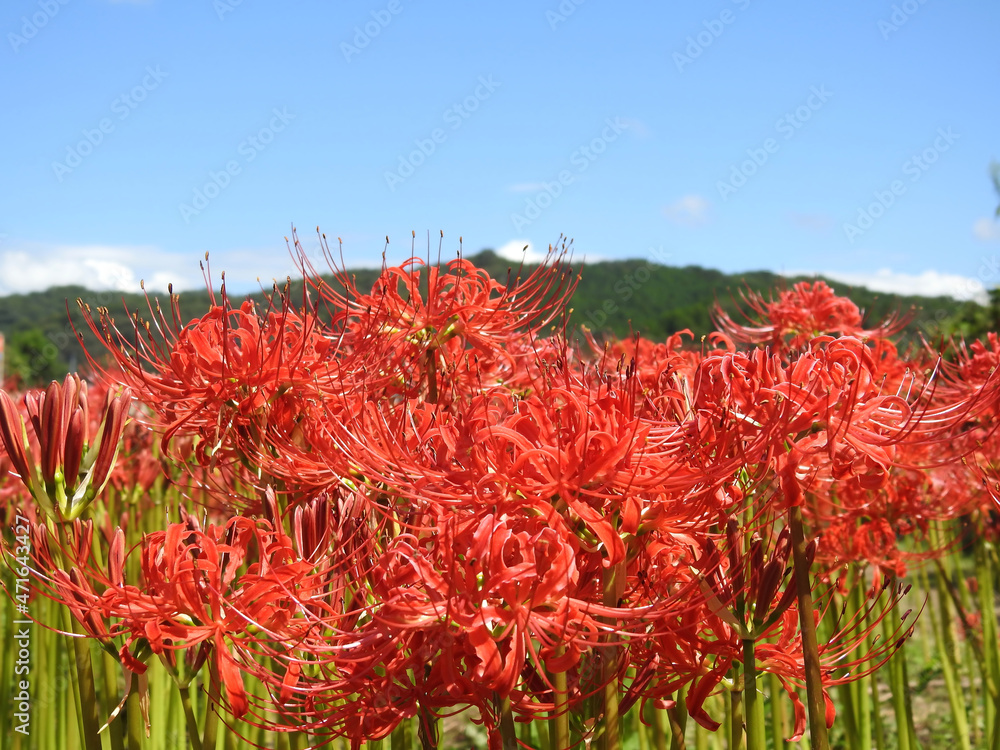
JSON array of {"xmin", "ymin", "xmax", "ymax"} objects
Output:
[{"xmin": 2, "ymin": 235, "xmax": 998, "ymax": 747}]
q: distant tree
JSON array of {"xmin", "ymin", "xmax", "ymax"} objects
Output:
[
  {"xmin": 6, "ymin": 328, "xmax": 69, "ymax": 385},
  {"xmin": 937, "ymin": 287, "xmax": 1000, "ymax": 343}
]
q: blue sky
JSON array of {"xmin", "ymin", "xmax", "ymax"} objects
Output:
[{"xmin": 2, "ymin": 0, "xmax": 998, "ymax": 302}]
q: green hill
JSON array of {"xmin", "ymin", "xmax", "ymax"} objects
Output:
[{"xmin": 0, "ymin": 251, "xmax": 976, "ymax": 385}]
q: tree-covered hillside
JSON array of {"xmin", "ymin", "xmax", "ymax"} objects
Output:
[{"xmin": 0, "ymin": 250, "xmax": 978, "ymax": 385}]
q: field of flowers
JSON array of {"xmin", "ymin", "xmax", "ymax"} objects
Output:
[{"xmin": 0, "ymin": 231, "xmax": 998, "ymax": 750}]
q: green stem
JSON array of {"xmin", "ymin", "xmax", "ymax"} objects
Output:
[
  {"xmin": 978, "ymin": 538, "xmax": 1000, "ymax": 740},
  {"xmin": 926, "ymin": 526, "xmax": 971, "ymax": 750},
  {"xmin": 827, "ymin": 581, "xmax": 857, "ymax": 749},
  {"xmin": 602, "ymin": 560, "xmax": 624, "ymax": 750},
  {"xmin": 126, "ymin": 672, "xmax": 145, "ymax": 750},
  {"xmin": 769, "ymin": 672, "xmax": 786, "ymax": 750},
  {"xmin": 787, "ymin": 504, "xmax": 829, "ymax": 750},
  {"xmin": 101, "ymin": 649, "xmax": 126, "ymax": 750},
  {"xmin": 729, "ymin": 673, "xmax": 743, "ymax": 750},
  {"xmin": 496, "ymin": 694, "xmax": 518, "ymax": 750},
  {"xmin": 551, "ymin": 650, "xmax": 570, "ymax": 750},
  {"xmin": 882, "ymin": 614, "xmax": 911, "ymax": 750},
  {"xmin": 636, "ymin": 701, "xmax": 649, "ymax": 750},
  {"xmin": 667, "ymin": 695, "xmax": 688, "ymax": 750},
  {"xmin": 858, "ymin": 588, "xmax": 885, "ymax": 750},
  {"xmin": 177, "ymin": 681, "xmax": 204, "ymax": 750},
  {"xmin": 836, "ymin": 680, "xmax": 859, "ymax": 750},
  {"xmin": 693, "ymin": 720, "xmax": 707, "ymax": 750},
  {"xmin": 418, "ymin": 703, "xmax": 438, "ymax": 750},
  {"xmin": 535, "ymin": 713, "xmax": 549, "ymax": 750},
  {"xmin": 650, "ymin": 701, "xmax": 667, "ymax": 750},
  {"xmin": 870, "ymin": 666, "xmax": 886, "ymax": 750},
  {"xmin": 202, "ymin": 668, "xmax": 220, "ymax": 750},
  {"xmin": 991, "ymin": 686, "xmax": 1000, "ymax": 750},
  {"xmin": 742, "ymin": 639, "xmax": 765, "ymax": 750},
  {"xmin": 58, "ymin": 591, "xmax": 102, "ymax": 750},
  {"xmin": 900, "ymin": 642, "xmax": 919, "ymax": 750},
  {"xmin": 51, "ymin": 519, "xmax": 104, "ymax": 750}
]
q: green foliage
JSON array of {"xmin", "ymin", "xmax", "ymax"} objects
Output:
[
  {"xmin": 932, "ymin": 287, "xmax": 1000, "ymax": 344},
  {"xmin": 0, "ymin": 253, "xmax": 978, "ymax": 387},
  {"xmin": 4, "ymin": 328, "xmax": 69, "ymax": 385}
]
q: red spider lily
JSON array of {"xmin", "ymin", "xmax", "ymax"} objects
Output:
[
  {"xmin": 15, "ymin": 519, "xmax": 116, "ymax": 646},
  {"xmin": 30, "ymin": 511, "xmax": 324, "ymax": 721},
  {"xmin": 271, "ymin": 507, "xmax": 646, "ymax": 744},
  {"xmin": 582, "ymin": 330, "xmax": 706, "ymax": 409},
  {"xmin": 0, "ymin": 374, "xmax": 131, "ymax": 520},
  {"xmin": 113, "ymin": 516, "xmax": 322, "ymax": 716},
  {"xmin": 293, "ymin": 230, "xmax": 578, "ymax": 404},
  {"xmin": 691, "ymin": 519, "xmax": 805, "ymax": 640},
  {"xmin": 77, "ymin": 279, "xmax": 335, "ymax": 474},
  {"xmin": 35, "ymin": 242, "xmax": 998, "ymax": 750},
  {"xmin": 640, "ymin": 556, "xmax": 906, "ymax": 742},
  {"xmin": 713, "ymin": 280, "xmax": 908, "ymax": 351},
  {"xmin": 302, "ymin": 231, "xmax": 577, "ymax": 356}
]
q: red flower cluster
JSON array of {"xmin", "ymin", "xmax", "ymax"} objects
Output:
[{"xmin": 4, "ymin": 236, "xmax": 998, "ymax": 747}]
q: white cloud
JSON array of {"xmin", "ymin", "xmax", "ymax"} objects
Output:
[
  {"xmin": 495, "ymin": 240, "xmax": 550, "ymax": 264},
  {"xmin": 0, "ymin": 242, "xmax": 313, "ymax": 298},
  {"xmin": 974, "ymin": 217, "xmax": 1000, "ymax": 242},
  {"xmin": 493, "ymin": 239, "xmax": 604, "ymax": 265},
  {"xmin": 783, "ymin": 267, "xmax": 988, "ymax": 305},
  {"xmin": 0, "ymin": 238, "xmax": 609, "ymax": 300},
  {"xmin": 0, "ymin": 243, "xmax": 187, "ymax": 296},
  {"xmin": 663, "ymin": 194, "xmax": 710, "ymax": 226}
]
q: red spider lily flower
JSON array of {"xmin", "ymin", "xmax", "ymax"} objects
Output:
[
  {"xmin": 691, "ymin": 518, "xmax": 806, "ymax": 640},
  {"xmin": 31, "ymin": 514, "xmax": 324, "ymax": 720},
  {"xmin": 30, "ymin": 250, "xmax": 999, "ymax": 749},
  {"xmin": 77, "ymin": 278, "xmax": 332, "ymax": 474},
  {"xmin": 330, "ymin": 366, "xmax": 735, "ymax": 563},
  {"xmin": 756, "ymin": 575, "xmax": 911, "ymax": 741},
  {"xmin": 286, "ymin": 509, "xmax": 609, "ymax": 742},
  {"xmin": 294, "ymin": 230, "xmax": 578, "ymax": 405},
  {"xmin": 9, "ymin": 519, "xmax": 116, "ymax": 646},
  {"xmin": 642, "ymin": 565, "xmax": 906, "ymax": 741},
  {"xmin": 0, "ymin": 375, "xmax": 131, "ymax": 520},
  {"xmin": 713, "ymin": 280, "xmax": 907, "ymax": 351},
  {"xmin": 303, "ymin": 230, "xmax": 577, "ymax": 356}
]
